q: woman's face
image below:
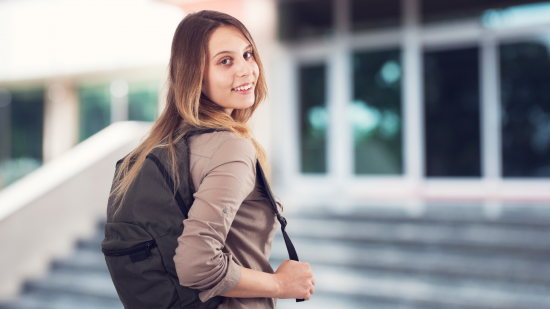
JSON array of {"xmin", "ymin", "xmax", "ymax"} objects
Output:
[{"xmin": 202, "ymin": 26, "xmax": 259, "ymax": 116}]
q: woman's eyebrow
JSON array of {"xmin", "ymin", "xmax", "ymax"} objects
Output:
[{"xmin": 212, "ymin": 45, "xmax": 252, "ymax": 59}]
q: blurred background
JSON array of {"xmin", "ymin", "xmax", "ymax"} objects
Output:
[{"xmin": 1, "ymin": 0, "xmax": 550, "ymax": 308}]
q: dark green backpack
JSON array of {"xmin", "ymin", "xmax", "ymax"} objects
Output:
[{"xmin": 101, "ymin": 128, "xmax": 301, "ymax": 308}]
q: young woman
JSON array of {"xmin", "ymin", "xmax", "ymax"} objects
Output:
[{"xmin": 111, "ymin": 10, "xmax": 315, "ymax": 309}]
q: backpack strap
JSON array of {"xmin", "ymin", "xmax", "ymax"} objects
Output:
[
  {"xmin": 255, "ymin": 160, "xmax": 304, "ymax": 303},
  {"xmin": 146, "ymin": 153, "xmax": 189, "ymax": 216},
  {"xmin": 255, "ymin": 160, "xmax": 300, "ymax": 262}
]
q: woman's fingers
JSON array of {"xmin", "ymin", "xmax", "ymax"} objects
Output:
[
  {"xmin": 305, "ymin": 273, "xmax": 315, "ymax": 300},
  {"xmin": 274, "ymin": 259, "xmax": 316, "ymax": 299}
]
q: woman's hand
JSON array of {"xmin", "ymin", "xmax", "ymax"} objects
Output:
[{"xmin": 273, "ymin": 259, "xmax": 315, "ymax": 300}]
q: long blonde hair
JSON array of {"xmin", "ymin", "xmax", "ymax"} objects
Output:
[{"xmin": 109, "ymin": 10, "xmax": 271, "ymax": 213}]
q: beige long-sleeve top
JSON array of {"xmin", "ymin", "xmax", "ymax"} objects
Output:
[{"xmin": 173, "ymin": 131, "xmax": 282, "ymax": 309}]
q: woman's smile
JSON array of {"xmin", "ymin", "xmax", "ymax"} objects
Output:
[{"xmin": 232, "ymin": 82, "xmax": 254, "ymax": 95}]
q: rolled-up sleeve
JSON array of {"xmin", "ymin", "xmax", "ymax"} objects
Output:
[{"xmin": 173, "ymin": 135, "xmax": 256, "ymax": 303}]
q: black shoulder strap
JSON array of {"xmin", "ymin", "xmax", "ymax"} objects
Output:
[
  {"xmin": 146, "ymin": 153, "xmax": 189, "ymax": 217},
  {"xmin": 255, "ymin": 161, "xmax": 300, "ymax": 262},
  {"xmin": 255, "ymin": 160, "xmax": 304, "ymax": 303}
]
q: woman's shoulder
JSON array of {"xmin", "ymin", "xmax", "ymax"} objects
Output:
[{"xmin": 188, "ymin": 130, "xmax": 256, "ymax": 161}]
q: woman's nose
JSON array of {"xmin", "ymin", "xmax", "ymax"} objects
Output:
[{"xmin": 235, "ymin": 58, "xmax": 253, "ymax": 77}]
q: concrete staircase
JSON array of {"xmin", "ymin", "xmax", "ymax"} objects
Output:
[
  {"xmin": 2, "ymin": 203, "xmax": 550, "ymax": 309},
  {"xmin": 273, "ymin": 203, "xmax": 550, "ymax": 309},
  {"xmin": 0, "ymin": 220, "xmax": 122, "ymax": 309}
]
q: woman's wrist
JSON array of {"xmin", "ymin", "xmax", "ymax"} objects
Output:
[
  {"xmin": 221, "ymin": 266, "xmax": 281, "ymax": 299},
  {"xmin": 271, "ymin": 272, "xmax": 282, "ymax": 299}
]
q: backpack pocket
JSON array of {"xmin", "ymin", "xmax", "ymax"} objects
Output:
[{"xmin": 101, "ymin": 222, "xmax": 182, "ymax": 309}]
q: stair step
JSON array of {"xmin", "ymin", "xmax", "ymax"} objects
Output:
[
  {"xmin": 77, "ymin": 236, "xmax": 103, "ymax": 251},
  {"xmin": 282, "ymin": 218, "xmax": 550, "ymax": 253},
  {"xmin": 270, "ymin": 238, "xmax": 550, "ymax": 284},
  {"xmin": 51, "ymin": 248, "xmax": 109, "ymax": 273},
  {"xmin": 276, "ymin": 293, "xmax": 436, "ymax": 309},
  {"xmin": 24, "ymin": 269, "xmax": 118, "ymax": 300},
  {"xmin": 0, "ymin": 291, "xmax": 122, "ymax": 309},
  {"xmin": 271, "ymin": 258, "xmax": 550, "ymax": 298},
  {"xmin": 270, "ymin": 263, "xmax": 550, "ymax": 309},
  {"xmin": 294, "ymin": 204, "xmax": 550, "ymax": 227}
]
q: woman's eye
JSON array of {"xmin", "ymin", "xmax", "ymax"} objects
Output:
[
  {"xmin": 244, "ymin": 51, "xmax": 252, "ymax": 59},
  {"xmin": 221, "ymin": 58, "xmax": 231, "ymax": 65}
]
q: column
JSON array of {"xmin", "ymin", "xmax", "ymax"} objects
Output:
[{"xmin": 43, "ymin": 82, "xmax": 78, "ymax": 163}]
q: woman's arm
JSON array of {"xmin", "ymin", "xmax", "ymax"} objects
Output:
[
  {"xmin": 221, "ymin": 260, "xmax": 316, "ymax": 300},
  {"xmin": 174, "ymin": 133, "xmax": 315, "ymax": 302},
  {"xmin": 174, "ymin": 135, "xmax": 256, "ymax": 302}
]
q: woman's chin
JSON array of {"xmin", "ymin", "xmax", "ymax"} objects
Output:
[{"xmin": 233, "ymin": 100, "xmax": 255, "ymax": 110}]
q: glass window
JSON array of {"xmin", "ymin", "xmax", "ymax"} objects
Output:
[
  {"xmin": 423, "ymin": 47, "xmax": 481, "ymax": 177},
  {"xmin": 421, "ymin": 0, "xmax": 549, "ymax": 24},
  {"xmin": 278, "ymin": 0, "xmax": 333, "ymax": 41},
  {"xmin": 78, "ymin": 84, "xmax": 111, "ymax": 142},
  {"xmin": 0, "ymin": 88, "xmax": 11, "ymax": 162},
  {"xmin": 500, "ymin": 41, "xmax": 550, "ymax": 177},
  {"xmin": 128, "ymin": 81, "xmax": 159, "ymax": 122},
  {"xmin": 299, "ymin": 64, "xmax": 327, "ymax": 174},
  {"xmin": 352, "ymin": 49, "xmax": 403, "ymax": 174},
  {"xmin": 10, "ymin": 88, "xmax": 44, "ymax": 161},
  {"xmin": 0, "ymin": 87, "xmax": 44, "ymax": 188},
  {"xmin": 351, "ymin": 0, "xmax": 401, "ymax": 32}
]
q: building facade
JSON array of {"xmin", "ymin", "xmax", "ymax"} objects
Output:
[
  {"xmin": 270, "ymin": 0, "xmax": 550, "ymax": 210},
  {"xmin": 1, "ymin": 0, "xmax": 549, "ymax": 210}
]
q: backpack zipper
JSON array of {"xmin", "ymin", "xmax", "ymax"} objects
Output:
[{"xmin": 102, "ymin": 239, "xmax": 157, "ymax": 256}]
